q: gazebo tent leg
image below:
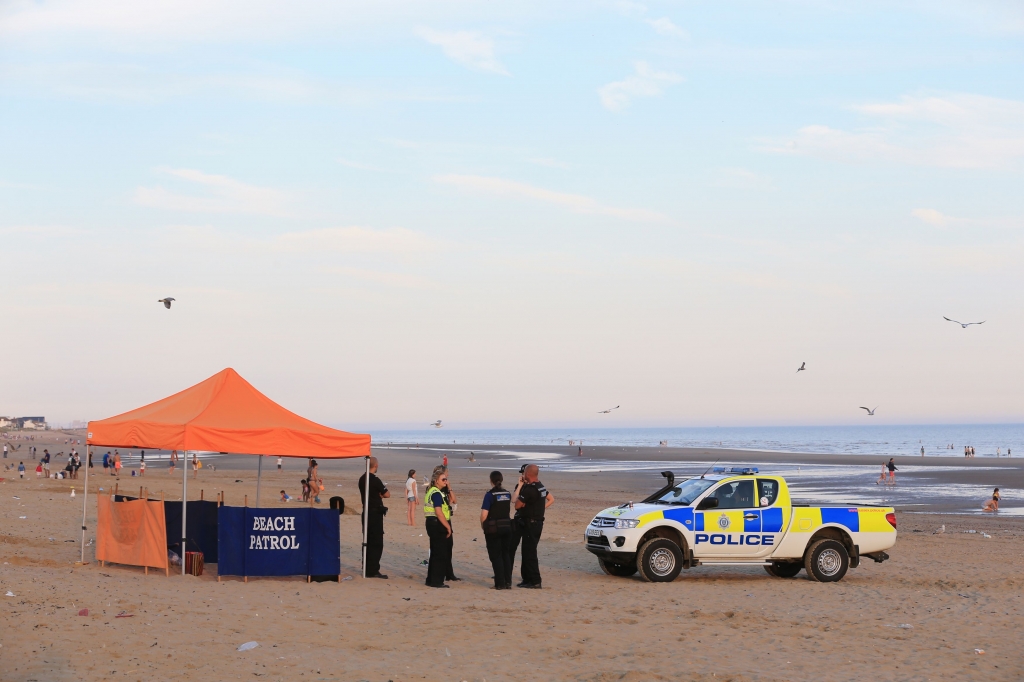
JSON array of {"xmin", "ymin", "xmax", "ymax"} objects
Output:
[
  {"xmin": 181, "ymin": 449, "xmax": 188, "ymax": 576},
  {"xmin": 255, "ymin": 455, "xmax": 263, "ymax": 507},
  {"xmin": 80, "ymin": 444, "xmax": 90, "ymax": 563}
]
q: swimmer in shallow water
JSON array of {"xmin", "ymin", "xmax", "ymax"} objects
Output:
[{"xmin": 982, "ymin": 488, "xmax": 1000, "ymax": 512}]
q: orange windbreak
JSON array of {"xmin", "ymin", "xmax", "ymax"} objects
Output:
[
  {"xmin": 96, "ymin": 496, "xmax": 169, "ymax": 570},
  {"xmin": 87, "ymin": 368, "xmax": 370, "ymax": 458}
]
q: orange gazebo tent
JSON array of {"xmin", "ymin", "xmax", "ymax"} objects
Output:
[
  {"xmin": 84, "ymin": 368, "xmax": 372, "ymax": 576},
  {"xmin": 87, "ymin": 367, "xmax": 370, "ymax": 458}
]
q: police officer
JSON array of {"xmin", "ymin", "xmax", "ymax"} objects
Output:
[
  {"xmin": 512, "ymin": 463, "xmax": 554, "ymax": 588},
  {"xmin": 479, "ymin": 470, "xmax": 513, "ymax": 589},
  {"xmin": 358, "ymin": 456, "xmax": 390, "ymax": 579},
  {"xmin": 439, "ymin": 467, "xmax": 461, "ymax": 582},
  {"xmin": 423, "ymin": 466, "xmax": 453, "ymax": 588}
]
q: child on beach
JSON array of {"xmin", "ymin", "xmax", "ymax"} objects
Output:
[
  {"xmin": 301, "ymin": 479, "xmax": 310, "ymax": 502},
  {"xmin": 982, "ymin": 488, "xmax": 1000, "ymax": 512},
  {"xmin": 18, "ymin": 461, "xmax": 25, "ymax": 478},
  {"xmin": 139, "ymin": 460, "xmax": 146, "ymax": 476},
  {"xmin": 280, "ymin": 490, "xmax": 293, "ymax": 502},
  {"xmin": 876, "ymin": 463, "xmax": 887, "ymax": 485}
]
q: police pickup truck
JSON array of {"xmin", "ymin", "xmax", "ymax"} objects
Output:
[{"xmin": 585, "ymin": 467, "xmax": 895, "ymax": 583}]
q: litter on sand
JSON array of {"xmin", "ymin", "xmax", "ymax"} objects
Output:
[
  {"xmin": 445, "ymin": 648, "xmax": 451, "ymax": 657},
  {"xmin": 974, "ymin": 649, "xmax": 985, "ymax": 655},
  {"xmin": 341, "ymin": 576, "xmax": 353, "ymax": 581},
  {"xmin": 885, "ymin": 624, "xmax": 914, "ymax": 629},
  {"xmin": 115, "ymin": 611, "xmax": 134, "ymax": 618},
  {"xmin": 981, "ymin": 533, "xmax": 991, "ymax": 538},
  {"xmin": 78, "ymin": 609, "xmax": 89, "ymax": 616},
  {"xmin": 238, "ymin": 641, "xmax": 259, "ymax": 652},
  {"xmin": 18, "ymin": 516, "xmax": 26, "ymax": 519},
  {"xmin": 5, "ymin": 591, "xmax": 15, "ymax": 597}
]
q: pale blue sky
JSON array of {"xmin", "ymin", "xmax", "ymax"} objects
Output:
[{"xmin": 2, "ymin": 1, "xmax": 1023, "ymax": 429}]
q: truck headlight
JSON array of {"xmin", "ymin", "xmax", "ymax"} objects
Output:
[{"xmin": 614, "ymin": 519, "xmax": 639, "ymax": 529}]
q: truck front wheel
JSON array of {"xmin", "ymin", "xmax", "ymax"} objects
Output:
[
  {"xmin": 804, "ymin": 539, "xmax": 849, "ymax": 582},
  {"xmin": 764, "ymin": 561, "xmax": 802, "ymax": 578},
  {"xmin": 599, "ymin": 558, "xmax": 638, "ymax": 577},
  {"xmin": 636, "ymin": 538, "xmax": 683, "ymax": 582}
]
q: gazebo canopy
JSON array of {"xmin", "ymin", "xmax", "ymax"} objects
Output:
[{"xmin": 87, "ymin": 368, "xmax": 370, "ymax": 458}]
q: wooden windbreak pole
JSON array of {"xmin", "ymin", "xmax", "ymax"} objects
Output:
[
  {"xmin": 200, "ymin": 489, "xmax": 203, "ymax": 501},
  {"xmin": 162, "ymin": 492, "xmax": 168, "ymax": 577}
]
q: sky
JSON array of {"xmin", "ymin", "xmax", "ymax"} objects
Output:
[{"xmin": 1, "ymin": 0, "xmax": 1023, "ymax": 430}]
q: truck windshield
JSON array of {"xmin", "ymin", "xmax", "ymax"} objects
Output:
[{"xmin": 654, "ymin": 478, "xmax": 715, "ymax": 505}]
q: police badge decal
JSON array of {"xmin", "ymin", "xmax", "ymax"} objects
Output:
[{"xmin": 718, "ymin": 514, "xmax": 730, "ymax": 529}]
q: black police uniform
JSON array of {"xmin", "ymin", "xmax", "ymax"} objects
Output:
[
  {"xmin": 358, "ymin": 472, "xmax": 388, "ymax": 577},
  {"xmin": 516, "ymin": 480, "xmax": 548, "ymax": 587},
  {"xmin": 481, "ymin": 486, "xmax": 513, "ymax": 589}
]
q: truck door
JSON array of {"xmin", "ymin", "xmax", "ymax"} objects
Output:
[{"xmin": 697, "ymin": 478, "xmax": 775, "ymax": 558}]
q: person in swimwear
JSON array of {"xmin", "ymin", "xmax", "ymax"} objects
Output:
[{"xmin": 982, "ymin": 488, "xmax": 1000, "ymax": 512}]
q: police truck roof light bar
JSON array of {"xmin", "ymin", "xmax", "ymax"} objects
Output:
[{"xmin": 710, "ymin": 466, "xmax": 759, "ymax": 475}]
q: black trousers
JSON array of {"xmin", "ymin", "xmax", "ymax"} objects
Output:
[
  {"xmin": 425, "ymin": 517, "xmax": 450, "ymax": 587},
  {"xmin": 519, "ymin": 518, "xmax": 544, "ymax": 585},
  {"xmin": 363, "ymin": 508, "xmax": 385, "ymax": 576},
  {"xmin": 484, "ymin": 530, "xmax": 512, "ymax": 588}
]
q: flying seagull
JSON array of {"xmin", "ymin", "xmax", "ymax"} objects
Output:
[
  {"xmin": 796, "ymin": 362, "xmax": 806, "ymax": 373},
  {"xmin": 860, "ymin": 406, "xmax": 878, "ymax": 416},
  {"xmin": 430, "ymin": 420, "xmax": 442, "ymax": 428},
  {"xmin": 158, "ymin": 298, "xmax": 175, "ymax": 309},
  {"xmin": 943, "ymin": 317, "xmax": 984, "ymax": 329},
  {"xmin": 598, "ymin": 406, "xmax": 620, "ymax": 414}
]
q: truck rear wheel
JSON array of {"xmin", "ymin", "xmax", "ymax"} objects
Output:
[
  {"xmin": 804, "ymin": 539, "xmax": 849, "ymax": 582},
  {"xmin": 764, "ymin": 561, "xmax": 802, "ymax": 578},
  {"xmin": 599, "ymin": 558, "xmax": 638, "ymax": 577},
  {"xmin": 636, "ymin": 538, "xmax": 683, "ymax": 583}
]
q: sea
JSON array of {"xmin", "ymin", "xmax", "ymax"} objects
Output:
[{"xmin": 369, "ymin": 424, "xmax": 1023, "ymax": 457}]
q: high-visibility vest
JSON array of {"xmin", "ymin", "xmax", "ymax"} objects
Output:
[{"xmin": 423, "ymin": 486, "xmax": 451, "ymax": 520}]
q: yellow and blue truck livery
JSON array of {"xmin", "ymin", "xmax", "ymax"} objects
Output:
[{"xmin": 585, "ymin": 467, "xmax": 896, "ymax": 582}]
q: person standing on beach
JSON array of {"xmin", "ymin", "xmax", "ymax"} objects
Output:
[
  {"xmin": 307, "ymin": 459, "xmax": 321, "ymax": 504},
  {"xmin": 513, "ymin": 463, "xmax": 554, "ymax": 588},
  {"xmin": 192, "ymin": 452, "xmax": 199, "ymax": 479},
  {"xmin": 18, "ymin": 461, "xmax": 25, "ymax": 478},
  {"xmin": 113, "ymin": 451, "xmax": 122, "ymax": 478},
  {"xmin": 42, "ymin": 450, "xmax": 50, "ymax": 478},
  {"xmin": 139, "ymin": 458, "xmax": 146, "ymax": 476},
  {"xmin": 423, "ymin": 466, "xmax": 452, "ymax": 588},
  {"xmin": 358, "ymin": 456, "xmax": 390, "ymax": 579},
  {"xmin": 3, "ymin": 443, "xmax": 7, "ymax": 458},
  {"xmin": 886, "ymin": 458, "xmax": 897, "ymax": 485},
  {"xmin": 921, "ymin": 445, "xmax": 925, "ymax": 457},
  {"xmin": 440, "ymin": 469, "xmax": 460, "ymax": 582},
  {"xmin": 480, "ymin": 470, "xmax": 513, "ymax": 589},
  {"xmin": 443, "ymin": 454, "xmax": 448, "ymax": 468},
  {"xmin": 277, "ymin": 456, "xmax": 283, "ymax": 471},
  {"xmin": 406, "ymin": 469, "xmax": 418, "ymax": 526}
]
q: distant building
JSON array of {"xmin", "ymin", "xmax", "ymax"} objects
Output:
[
  {"xmin": 14, "ymin": 417, "xmax": 47, "ymax": 430},
  {"xmin": 0, "ymin": 416, "xmax": 12, "ymax": 429}
]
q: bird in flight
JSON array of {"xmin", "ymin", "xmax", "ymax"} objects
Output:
[
  {"xmin": 943, "ymin": 317, "xmax": 984, "ymax": 328},
  {"xmin": 859, "ymin": 406, "xmax": 878, "ymax": 416},
  {"xmin": 598, "ymin": 406, "xmax": 620, "ymax": 414},
  {"xmin": 796, "ymin": 362, "xmax": 806, "ymax": 373},
  {"xmin": 430, "ymin": 420, "xmax": 442, "ymax": 428},
  {"xmin": 158, "ymin": 298, "xmax": 175, "ymax": 309}
]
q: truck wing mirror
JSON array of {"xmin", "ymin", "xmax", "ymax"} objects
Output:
[{"xmin": 697, "ymin": 497, "xmax": 719, "ymax": 510}]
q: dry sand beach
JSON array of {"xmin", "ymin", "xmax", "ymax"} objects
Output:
[{"xmin": 2, "ymin": 434, "xmax": 1023, "ymax": 681}]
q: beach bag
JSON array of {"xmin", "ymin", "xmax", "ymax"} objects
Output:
[{"xmin": 185, "ymin": 551, "xmax": 204, "ymax": 576}]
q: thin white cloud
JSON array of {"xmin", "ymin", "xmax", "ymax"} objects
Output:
[
  {"xmin": 646, "ymin": 17, "xmax": 688, "ymax": 39},
  {"xmin": 434, "ymin": 174, "xmax": 666, "ymax": 222},
  {"xmin": 911, "ymin": 208, "xmax": 955, "ymax": 227},
  {"xmin": 274, "ymin": 226, "xmax": 438, "ymax": 253},
  {"xmin": 767, "ymin": 92, "xmax": 1024, "ymax": 169},
  {"xmin": 319, "ymin": 266, "xmax": 439, "ymax": 289},
  {"xmin": 135, "ymin": 168, "xmax": 290, "ymax": 216},
  {"xmin": 163, "ymin": 224, "xmax": 441, "ymax": 257},
  {"xmin": 598, "ymin": 61, "xmax": 682, "ymax": 112},
  {"xmin": 415, "ymin": 27, "xmax": 509, "ymax": 75}
]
